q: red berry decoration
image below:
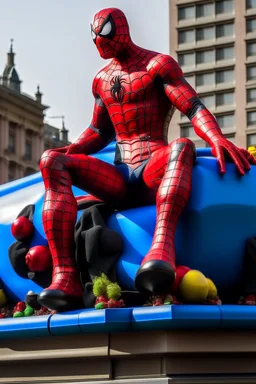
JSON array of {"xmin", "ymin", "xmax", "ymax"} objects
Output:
[
  {"xmin": 116, "ymin": 299, "xmax": 125, "ymax": 308},
  {"xmin": 108, "ymin": 299, "xmax": 119, "ymax": 308},
  {"xmin": 25, "ymin": 246, "xmax": 52, "ymax": 272},
  {"xmin": 35, "ymin": 306, "xmax": 51, "ymax": 316},
  {"xmin": 151, "ymin": 295, "xmax": 164, "ymax": 306},
  {"xmin": 95, "ymin": 296, "xmax": 108, "ymax": 305},
  {"xmin": 153, "ymin": 300, "xmax": 162, "ymax": 306},
  {"xmin": 13, "ymin": 301, "xmax": 26, "ymax": 314},
  {"xmin": 11, "ymin": 216, "xmax": 34, "ymax": 241}
]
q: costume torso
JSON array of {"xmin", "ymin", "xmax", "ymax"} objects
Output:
[{"xmin": 94, "ymin": 49, "xmax": 175, "ymax": 167}]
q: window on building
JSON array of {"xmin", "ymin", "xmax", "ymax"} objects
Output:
[
  {"xmin": 216, "ymin": 69, "xmax": 234, "ymax": 84},
  {"xmin": 247, "ymin": 111, "xmax": 256, "ymax": 126},
  {"xmin": 200, "ymin": 94, "xmax": 215, "ymax": 108},
  {"xmin": 196, "ymin": 3, "xmax": 214, "ymax": 18},
  {"xmin": 216, "ymin": 114, "xmax": 235, "ymax": 129},
  {"xmin": 8, "ymin": 126, "xmax": 16, "ymax": 154},
  {"xmin": 25, "ymin": 140, "xmax": 32, "ymax": 161},
  {"xmin": 247, "ymin": 65, "xmax": 256, "ymax": 81},
  {"xmin": 216, "ymin": 23, "xmax": 234, "ymax": 39},
  {"xmin": 196, "ymin": 26, "xmax": 214, "ymax": 42},
  {"xmin": 216, "ymin": 0, "xmax": 234, "ymax": 15},
  {"xmin": 216, "ymin": 91, "xmax": 235, "ymax": 106},
  {"xmin": 247, "ymin": 19, "xmax": 256, "ymax": 33},
  {"xmin": 196, "ymin": 49, "xmax": 215, "ymax": 64},
  {"xmin": 178, "ymin": 52, "xmax": 195, "ymax": 67},
  {"xmin": 247, "ymin": 88, "xmax": 256, "ymax": 102},
  {"xmin": 185, "ymin": 75, "xmax": 195, "ymax": 88},
  {"xmin": 180, "ymin": 125, "xmax": 195, "ymax": 138},
  {"xmin": 248, "ymin": 133, "xmax": 256, "ymax": 146},
  {"xmin": 216, "ymin": 46, "xmax": 234, "ymax": 61},
  {"xmin": 196, "ymin": 72, "xmax": 214, "ymax": 87},
  {"xmin": 247, "ymin": 0, "xmax": 256, "ymax": 10},
  {"xmin": 178, "ymin": 6, "xmax": 195, "ymax": 21},
  {"xmin": 247, "ymin": 42, "xmax": 256, "ymax": 56},
  {"xmin": 8, "ymin": 162, "xmax": 16, "ymax": 182},
  {"xmin": 178, "ymin": 30, "xmax": 195, "ymax": 45},
  {"xmin": 25, "ymin": 133, "xmax": 32, "ymax": 161}
]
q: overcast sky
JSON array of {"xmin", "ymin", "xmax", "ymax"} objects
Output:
[{"xmin": 0, "ymin": 0, "xmax": 169, "ymax": 141}]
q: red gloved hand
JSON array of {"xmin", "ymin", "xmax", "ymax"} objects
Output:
[{"xmin": 211, "ymin": 137, "xmax": 256, "ymax": 175}]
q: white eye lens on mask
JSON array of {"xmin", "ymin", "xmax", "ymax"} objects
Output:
[
  {"xmin": 100, "ymin": 21, "xmax": 112, "ymax": 36},
  {"xmin": 91, "ymin": 29, "xmax": 96, "ymax": 40}
]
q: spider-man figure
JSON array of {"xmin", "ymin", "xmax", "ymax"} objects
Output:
[{"xmin": 38, "ymin": 8, "xmax": 256, "ymax": 310}]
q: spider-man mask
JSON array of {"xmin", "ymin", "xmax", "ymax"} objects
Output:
[{"xmin": 91, "ymin": 8, "xmax": 131, "ymax": 59}]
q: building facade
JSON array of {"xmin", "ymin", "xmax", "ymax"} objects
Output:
[
  {"xmin": 44, "ymin": 121, "xmax": 70, "ymax": 151},
  {"xmin": 0, "ymin": 43, "xmax": 70, "ymax": 185},
  {"xmin": 169, "ymin": 0, "xmax": 256, "ymax": 149},
  {"xmin": 0, "ymin": 42, "xmax": 48, "ymax": 184}
]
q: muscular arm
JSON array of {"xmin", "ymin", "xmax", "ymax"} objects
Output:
[
  {"xmin": 67, "ymin": 78, "xmax": 115, "ymax": 155},
  {"xmin": 148, "ymin": 54, "xmax": 223, "ymax": 146},
  {"xmin": 148, "ymin": 54, "xmax": 256, "ymax": 174}
]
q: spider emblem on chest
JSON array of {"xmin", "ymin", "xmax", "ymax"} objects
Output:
[{"xmin": 110, "ymin": 75, "xmax": 127, "ymax": 103}]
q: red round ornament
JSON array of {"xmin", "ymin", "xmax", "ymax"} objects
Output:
[
  {"xmin": 25, "ymin": 246, "xmax": 52, "ymax": 272},
  {"xmin": 171, "ymin": 265, "xmax": 191, "ymax": 294},
  {"xmin": 11, "ymin": 216, "xmax": 34, "ymax": 241}
]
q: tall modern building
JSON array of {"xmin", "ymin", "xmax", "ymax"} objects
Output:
[{"xmin": 169, "ymin": 0, "xmax": 256, "ymax": 149}]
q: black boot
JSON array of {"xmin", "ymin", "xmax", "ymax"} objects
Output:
[
  {"xmin": 38, "ymin": 289, "xmax": 84, "ymax": 312},
  {"xmin": 135, "ymin": 260, "xmax": 175, "ymax": 294}
]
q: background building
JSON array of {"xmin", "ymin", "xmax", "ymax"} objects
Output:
[
  {"xmin": 44, "ymin": 118, "xmax": 70, "ymax": 151},
  {"xmin": 0, "ymin": 42, "xmax": 70, "ymax": 185},
  {"xmin": 169, "ymin": 0, "xmax": 256, "ymax": 149},
  {"xmin": 0, "ymin": 42, "xmax": 47, "ymax": 183}
]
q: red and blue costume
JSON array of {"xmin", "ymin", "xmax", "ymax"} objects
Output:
[{"xmin": 38, "ymin": 8, "xmax": 256, "ymax": 310}]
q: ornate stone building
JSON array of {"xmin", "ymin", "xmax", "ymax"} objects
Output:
[
  {"xmin": 0, "ymin": 42, "xmax": 70, "ymax": 184},
  {"xmin": 0, "ymin": 42, "xmax": 47, "ymax": 183},
  {"xmin": 44, "ymin": 119, "xmax": 70, "ymax": 151}
]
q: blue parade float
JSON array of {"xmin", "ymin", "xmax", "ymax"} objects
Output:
[{"xmin": 1, "ymin": 141, "xmax": 256, "ymax": 339}]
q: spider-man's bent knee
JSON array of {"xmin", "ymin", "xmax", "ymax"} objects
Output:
[
  {"xmin": 169, "ymin": 138, "xmax": 196, "ymax": 161},
  {"xmin": 40, "ymin": 149, "xmax": 66, "ymax": 171}
]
